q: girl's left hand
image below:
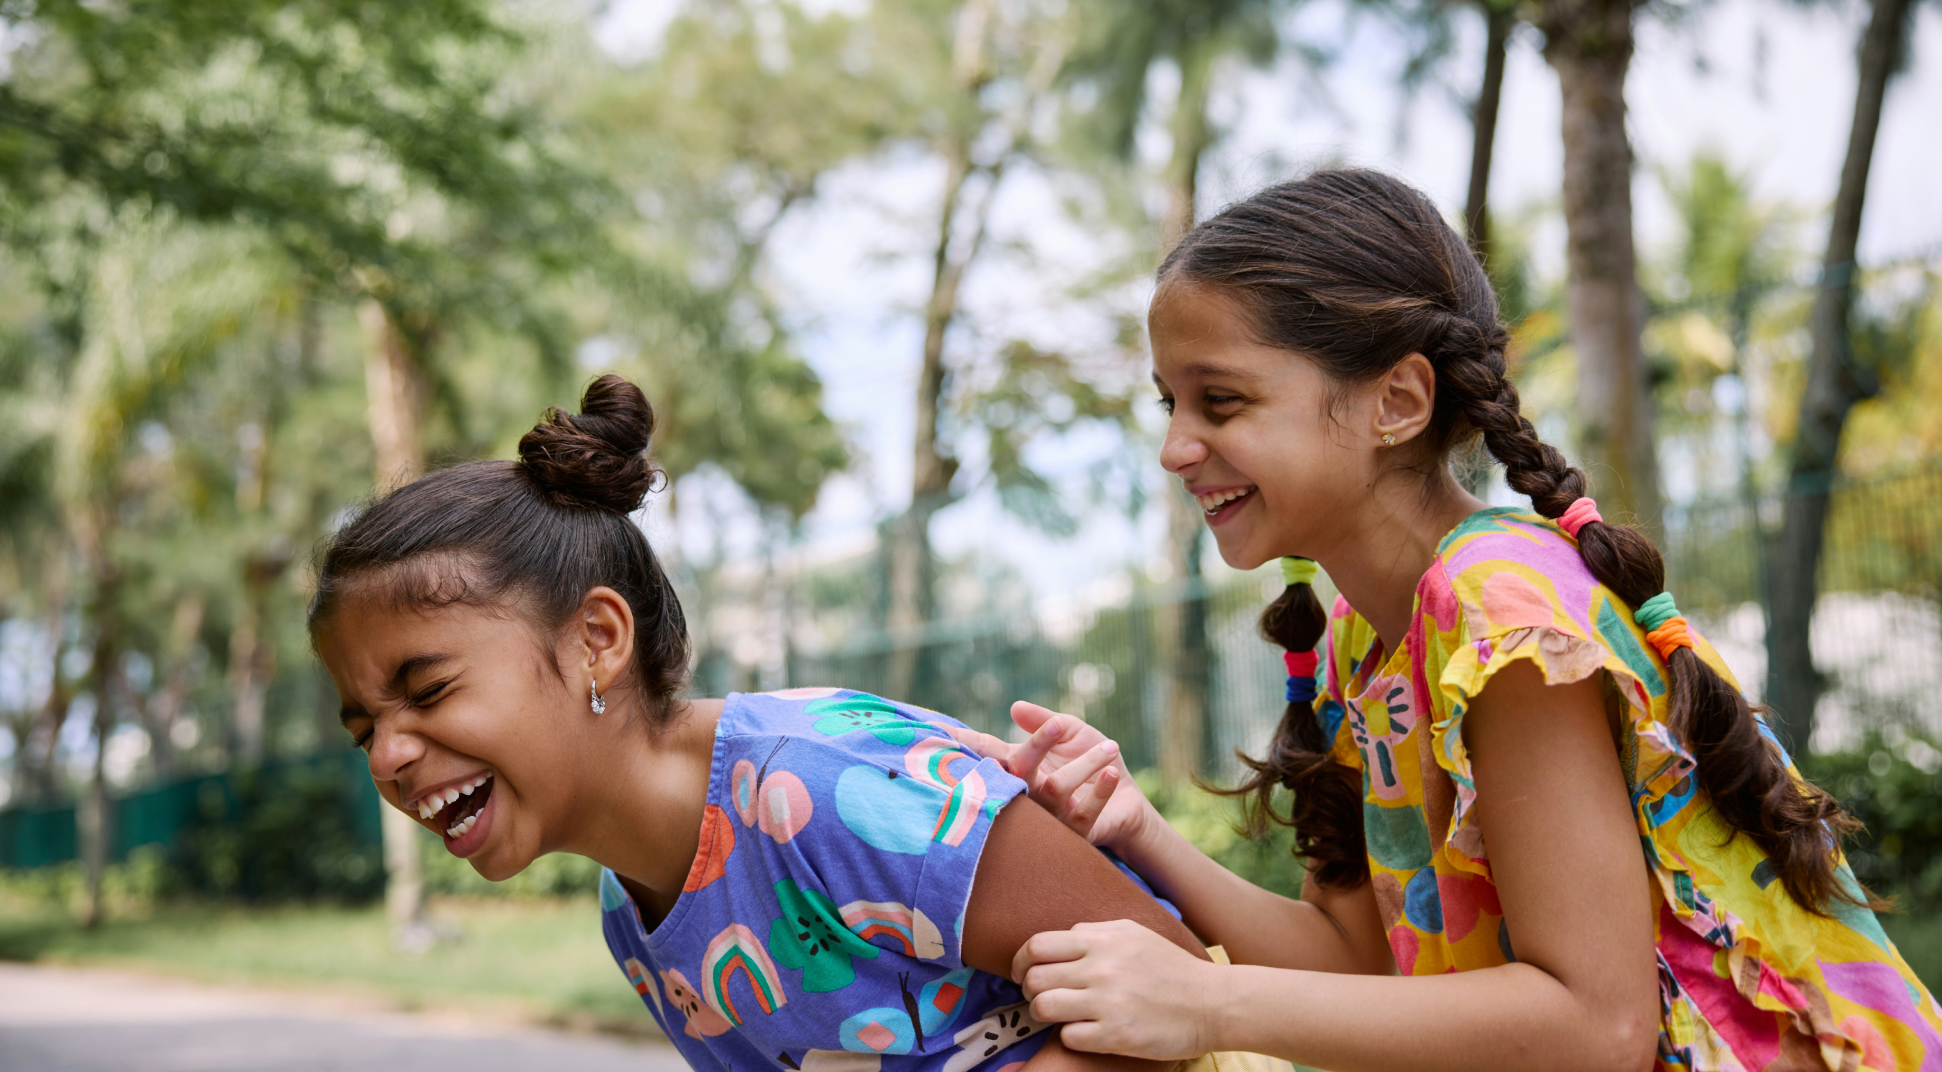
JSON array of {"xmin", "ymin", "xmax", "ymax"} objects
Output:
[{"xmin": 1013, "ymin": 918, "xmax": 1221, "ymax": 1062}]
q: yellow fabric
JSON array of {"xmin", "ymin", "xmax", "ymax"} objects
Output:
[{"xmin": 1312, "ymin": 507, "xmax": 1942, "ymax": 1071}]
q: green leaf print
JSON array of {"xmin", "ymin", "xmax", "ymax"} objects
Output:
[
  {"xmin": 805, "ymin": 695, "xmax": 919, "ymax": 745},
  {"xmin": 767, "ymin": 879, "xmax": 879, "ymax": 992}
]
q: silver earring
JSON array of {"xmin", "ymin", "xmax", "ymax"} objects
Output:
[
  {"xmin": 1381, "ymin": 433, "xmax": 1396, "ymax": 446},
  {"xmin": 590, "ymin": 679, "xmax": 606, "ymax": 715}
]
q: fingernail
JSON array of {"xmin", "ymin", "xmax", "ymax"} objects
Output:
[{"xmin": 1102, "ymin": 741, "xmax": 1118, "ymax": 754}]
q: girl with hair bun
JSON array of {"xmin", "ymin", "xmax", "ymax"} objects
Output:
[
  {"xmin": 308, "ymin": 374, "xmax": 1284, "ymax": 1072},
  {"xmin": 953, "ymin": 169, "xmax": 1940, "ymax": 1072}
]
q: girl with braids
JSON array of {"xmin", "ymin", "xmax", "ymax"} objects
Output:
[
  {"xmin": 951, "ymin": 169, "xmax": 1940, "ymax": 1072},
  {"xmin": 308, "ymin": 374, "xmax": 1262, "ymax": 1072}
]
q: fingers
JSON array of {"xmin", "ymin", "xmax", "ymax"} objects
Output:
[
  {"xmin": 1010, "ymin": 927, "xmax": 1092, "ymax": 984},
  {"xmin": 1041, "ymin": 739, "xmax": 1119, "ymax": 811},
  {"xmin": 1064, "ymin": 765, "xmax": 1121, "ymax": 835},
  {"xmin": 1007, "ymin": 715, "xmax": 1084, "ymax": 785},
  {"xmin": 1010, "ymin": 700, "xmax": 1062, "ymax": 733},
  {"xmin": 946, "ymin": 724, "xmax": 1012, "ymax": 765}
]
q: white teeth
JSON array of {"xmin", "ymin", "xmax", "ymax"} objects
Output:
[
  {"xmin": 442, "ymin": 787, "xmax": 461, "ymax": 806},
  {"xmin": 460, "ymin": 782, "xmax": 475, "ymax": 796},
  {"xmin": 1195, "ymin": 487, "xmax": 1254, "ymax": 512},
  {"xmin": 446, "ymin": 812, "xmax": 479, "ymax": 838}
]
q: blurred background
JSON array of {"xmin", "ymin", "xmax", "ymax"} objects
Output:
[{"xmin": 0, "ymin": 0, "xmax": 1937, "ymax": 1056}]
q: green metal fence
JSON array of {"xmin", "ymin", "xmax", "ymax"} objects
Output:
[{"xmin": 0, "ymin": 749, "xmax": 382, "ymax": 874}]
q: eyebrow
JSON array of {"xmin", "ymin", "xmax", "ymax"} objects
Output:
[
  {"xmin": 1153, "ymin": 362, "xmax": 1263, "ymax": 392},
  {"xmin": 338, "ymin": 653, "xmax": 455, "ymax": 726}
]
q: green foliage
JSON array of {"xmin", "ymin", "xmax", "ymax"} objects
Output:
[
  {"xmin": 422, "ymin": 842, "xmax": 604, "ymax": 900},
  {"xmin": 1145, "ymin": 770, "xmax": 1306, "ymax": 898},
  {"xmin": 1802, "ymin": 730, "xmax": 1942, "ymax": 912}
]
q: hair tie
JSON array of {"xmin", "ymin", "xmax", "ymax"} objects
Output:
[
  {"xmin": 1635, "ymin": 592, "xmax": 1679, "ymax": 632},
  {"xmin": 1558, "ymin": 497, "xmax": 1602, "ymax": 538},
  {"xmin": 1284, "ymin": 649, "xmax": 1320, "ymax": 704},
  {"xmin": 1280, "ymin": 557, "xmax": 1319, "ymax": 587},
  {"xmin": 1634, "ymin": 592, "xmax": 1694, "ymax": 660},
  {"xmin": 1645, "ymin": 618, "xmax": 1694, "ymax": 661}
]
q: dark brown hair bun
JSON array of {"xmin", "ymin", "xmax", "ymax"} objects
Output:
[{"xmin": 518, "ymin": 374, "xmax": 662, "ymax": 514}]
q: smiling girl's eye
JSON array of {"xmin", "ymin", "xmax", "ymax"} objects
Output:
[
  {"xmin": 1156, "ymin": 395, "xmax": 1176, "ymax": 416},
  {"xmin": 1204, "ymin": 391, "xmax": 1242, "ymax": 408},
  {"xmin": 350, "ymin": 725, "xmax": 374, "ymax": 751},
  {"xmin": 410, "ymin": 681, "xmax": 449, "ymax": 707}
]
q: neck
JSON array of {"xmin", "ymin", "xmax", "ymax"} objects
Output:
[
  {"xmin": 1312, "ymin": 470, "xmax": 1487, "ymax": 655},
  {"xmin": 563, "ymin": 696, "xmax": 724, "ymax": 914}
]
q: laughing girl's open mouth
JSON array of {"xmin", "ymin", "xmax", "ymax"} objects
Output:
[{"xmin": 414, "ymin": 773, "xmax": 495, "ymax": 839}]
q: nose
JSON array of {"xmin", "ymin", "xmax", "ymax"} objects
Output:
[
  {"xmin": 1159, "ymin": 413, "xmax": 1208, "ymax": 476},
  {"xmin": 365, "ymin": 716, "xmax": 427, "ymax": 786}
]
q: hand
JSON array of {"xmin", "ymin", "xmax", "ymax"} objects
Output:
[
  {"xmin": 1013, "ymin": 919, "xmax": 1220, "ymax": 1062},
  {"xmin": 950, "ymin": 702, "xmax": 1156, "ymax": 850}
]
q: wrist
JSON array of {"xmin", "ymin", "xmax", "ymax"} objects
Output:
[{"xmin": 1116, "ymin": 799, "xmax": 1180, "ymax": 871}]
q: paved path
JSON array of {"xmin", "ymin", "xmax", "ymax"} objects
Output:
[{"xmin": 0, "ymin": 962, "xmax": 692, "ymax": 1072}]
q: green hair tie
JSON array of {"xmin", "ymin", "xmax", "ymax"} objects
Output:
[
  {"xmin": 1635, "ymin": 591, "xmax": 1681, "ymax": 632},
  {"xmin": 1280, "ymin": 557, "xmax": 1319, "ymax": 587}
]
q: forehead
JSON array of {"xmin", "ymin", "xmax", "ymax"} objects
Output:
[{"xmin": 314, "ymin": 588, "xmax": 534, "ymax": 686}]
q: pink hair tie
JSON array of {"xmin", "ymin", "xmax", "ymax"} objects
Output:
[
  {"xmin": 1284, "ymin": 651, "xmax": 1319, "ymax": 677},
  {"xmin": 1558, "ymin": 497, "xmax": 1602, "ymax": 538}
]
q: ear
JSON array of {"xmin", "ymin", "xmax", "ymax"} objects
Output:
[
  {"xmin": 1373, "ymin": 353, "xmax": 1437, "ymax": 448},
  {"xmin": 572, "ymin": 586, "xmax": 636, "ymax": 704}
]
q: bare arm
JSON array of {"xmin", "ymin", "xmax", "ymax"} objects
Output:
[
  {"xmin": 1017, "ymin": 662, "xmax": 1661, "ymax": 1072},
  {"xmin": 955, "ymin": 706, "xmax": 1391, "ymax": 976},
  {"xmin": 963, "ymin": 797, "xmax": 1209, "ymax": 1071}
]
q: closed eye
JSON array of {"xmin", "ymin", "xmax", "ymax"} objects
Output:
[{"xmin": 410, "ymin": 681, "xmax": 450, "ymax": 707}]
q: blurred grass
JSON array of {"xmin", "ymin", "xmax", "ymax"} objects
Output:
[{"xmin": 0, "ymin": 894, "xmax": 659, "ymax": 1038}]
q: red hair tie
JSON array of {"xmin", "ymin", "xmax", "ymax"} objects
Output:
[
  {"xmin": 1284, "ymin": 651, "xmax": 1319, "ymax": 677},
  {"xmin": 1559, "ymin": 497, "xmax": 1603, "ymax": 538}
]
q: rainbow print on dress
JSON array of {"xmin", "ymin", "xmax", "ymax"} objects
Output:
[
  {"xmin": 841, "ymin": 900, "xmax": 946, "ymax": 960},
  {"xmin": 903, "ymin": 737, "xmax": 988, "ymax": 847},
  {"xmin": 703, "ymin": 923, "xmax": 788, "ymax": 1025}
]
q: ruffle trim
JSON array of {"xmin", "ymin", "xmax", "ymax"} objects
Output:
[{"xmin": 1432, "ymin": 624, "xmax": 1698, "ymax": 895}]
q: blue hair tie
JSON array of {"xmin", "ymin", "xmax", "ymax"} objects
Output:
[{"xmin": 1286, "ymin": 676, "xmax": 1318, "ymax": 704}]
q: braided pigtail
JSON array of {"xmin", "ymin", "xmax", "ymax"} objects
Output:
[
  {"xmin": 1218, "ymin": 557, "xmax": 1369, "ymax": 889},
  {"xmin": 1441, "ymin": 348, "xmax": 1873, "ymax": 915}
]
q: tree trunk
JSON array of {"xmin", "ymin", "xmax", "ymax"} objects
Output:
[
  {"xmin": 1538, "ymin": 0, "xmax": 1661, "ymax": 536},
  {"xmin": 79, "ymin": 545, "xmax": 119, "ymax": 930},
  {"xmin": 1465, "ymin": 1, "xmax": 1513, "ymax": 263},
  {"xmin": 360, "ymin": 298, "xmax": 431, "ymax": 942},
  {"xmin": 884, "ymin": 0, "xmax": 994, "ymax": 702},
  {"xmin": 142, "ymin": 594, "xmax": 204, "ymax": 778},
  {"xmin": 1765, "ymin": 0, "xmax": 1912, "ymax": 753},
  {"xmin": 1157, "ymin": 43, "xmax": 1217, "ymax": 785},
  {"xmin": 18, "ymin": 562, "xmax": 70, "ymax": 804}
]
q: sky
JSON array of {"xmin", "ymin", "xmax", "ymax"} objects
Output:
[{"xmin": 594, "ymin": 0, "xmax": 1942, "ymax": 608}]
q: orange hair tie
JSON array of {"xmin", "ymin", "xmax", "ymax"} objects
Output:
[{"xmin": 1645, "ymin": 617, "xmax": 1693, "ymax": 660}]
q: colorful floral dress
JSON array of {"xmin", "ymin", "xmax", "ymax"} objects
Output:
[
  {"xmin": 1311, "ymin": 507, "xmax": 1941, "ymax": 1071},
  {"xmin": 600, "ymin": 688, "xmax": 1057, "ymax": 1072}
]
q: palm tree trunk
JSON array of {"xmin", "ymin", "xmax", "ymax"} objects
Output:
[
  {"xmin": 1465, "ymin": 1, "xmax": 1513, "ymax": 263},
  {"xmin": 1765, "ymin": 0, "xmax": 1913, "ymax": 752},
  {"xmin": 1158, "ymin": 43, "xmax": 1217, "ymax": 785},
  {"xmin": 1538, "ymin": 0, "xmax": 1661, "ymax": 536},
  {"xmin": 360, "ymin": 299, "xmax": 430, "ymax": 941}
]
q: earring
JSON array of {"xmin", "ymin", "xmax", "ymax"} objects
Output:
[
  {"xmin": 590, "ymin": 679, "xmax": 606, "ymax": 715},
  {"xmin": 1381, "ymin": 433, "xmax": 1396, "ymax": 446}
]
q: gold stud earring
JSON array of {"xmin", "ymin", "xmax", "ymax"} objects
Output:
[{"xmin": 1381, "ymin": 433, "xmax": 1396, "ymax": 446}]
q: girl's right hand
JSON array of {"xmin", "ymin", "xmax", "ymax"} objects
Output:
[{"xmin": 951, "ymin": 701, "xmax": 1157, "ymax": 852}]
